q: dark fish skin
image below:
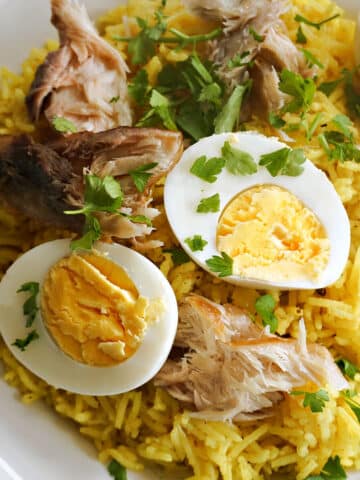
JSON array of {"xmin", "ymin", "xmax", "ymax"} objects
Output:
[{"xmin": 0, "ymin": 127, "xmax": 183, "ymax": 237}]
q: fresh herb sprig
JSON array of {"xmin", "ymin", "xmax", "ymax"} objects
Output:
[
  {"xmin": 185, "ymin": 235, "xmax": 208, "ymax": 252},
  {"xmin": 318, "ymin": 114, "xmax": 360, "ymax": 163},
  {"xmin": 108, "ymin": 459, "xmax": 127, "ymax": 480},
  {"xmin": 52, "ymin": 116, "xmax": 77, "ymax": 134},
  {"xmin": 306, "ymin": 455, "xmax": 346, "ymax": 480},
  {"xmin": 164, "ymin": 248, "xmax": 190, "ymax": 266},
  {"xmin": 295, "ymin": 13, "xmax": 340, "ymax": 30},
  {"xmin": 255, "ymin": 294, "xmax": 278, "ymax": 333},
  {"xmin": 128, "ymin": 162, "xmax": 158, "ymax": 193},
  {"xmin": 17, "ymin": 282, "xmax": 40, "ymax": 328},
  {"xmin": 196, "ymin": 193, "xmax": 220, "ymax": 213},
  {"xmin": 291, "ymin": 389, "xmax": 330, "ymax": 413},
  {"xmin": 12, "ymin": 330, "xmax": 39, "ymax": 352},
  {"xmin": 336, "ymin": 358, "xmax": 359, "ymax": 379},
  {"xmin": 259, "ymin": 147, "xmax": 306, "ymax": 176},
  {"xmin": 206, "ymin": 252, "xmax": 233, "ymax": 277},
  {"xmin": 342, "ymin": 390, "xmax": 360, "ymax": 423}
]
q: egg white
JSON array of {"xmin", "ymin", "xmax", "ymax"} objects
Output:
[
  {"xmin": 164, "ymin": 131, "xmax": 351, "ymax": 290},
  {"xmin": 0, "ymin": 239, "xmax": 178, "ymax": 395}
]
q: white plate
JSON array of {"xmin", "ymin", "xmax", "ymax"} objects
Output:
[{"xmin": 0, "ymin": 1, "xmax": 359, "ymax": 479}]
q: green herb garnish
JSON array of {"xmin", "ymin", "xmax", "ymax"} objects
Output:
[
  {"xmin": 255, "ymin": 294, "xmax": 278, "ymax": 333},
  {"xmin": 291, "ymin": 389, "xmax": 330, "ymax": 413},
  {"xmin": 301, "ymin": 48, "xmax": 324, "ymax": 69},
  {"xmin": 279, "ymin": 69, "xmax": 316, "ymax": 113},
  {"xmin": 296, "ymin": 25, "xmax": 307, "ymax": 44},
  {"xmin": 52, "ymin": 116, "xmax": 77, "ymax": 134},
  {"xmin": 196, "ymin": 193, "xmax": 220, "ymax": 213},
  {"xmin": 164, "ymin": 248, "xmax": 190, "ymax": 266},
  {"xmin": 128, "ymin": 162, "xmax": 158, "ymax": 193},
  {"xmin": 222, "ymin": 141, "xmax": 257, "ymax": 175},
  {"xmin": 12, "ymin": 330, "xmax": 39, "ymax": 352},
  {"xmin": 295, "ymin": 13, "xmax": 340, "ymax": 30},
  {"xmin": 249, "ymin": 27, "xmax": 264, "ymax": 42},
  {"xmin": 227, "ymin": 51, "xmax": 254, "ymax": 69},
  {"xmin": 17, "ymin": 282, "xmax": 40, "ymax": 328},
  {"xmin": 109, "ymin": 96, "xmax": 120, "ymax": 104},
  {"xmin": 185, "ymin": 235, "xmax": 208, "ymax": 252},
  {"xmin": 108, "ymin": 459, "xmax": 127, "ymax": 480},
  {"xmin": 214, "ymin": 82, "xmax": 252, "ymax": 133},
  {"xmin": 306, "ymin": 455, "xmax": 347, "ymax": 479},
  {"xmin": 336, "ymin": 358, "xmax": 358, "ymax": 379},
  {"xmin": 206, "ymin": 252, "xmax": 233, "ymax": 278},
  {"xmin": 259, "ymin": 147, "xmax": 306, "ymax": 176},
  {"xmin": 190, "ymin": 155, "xmax": 225, "ymax": 183},
  {"xmin": 128, "ymin": 69, "xmax": 150, "ymax": 105},
  {"xmin": 269, "ymin": 112, "xmax": 286, "ymax": 129}
]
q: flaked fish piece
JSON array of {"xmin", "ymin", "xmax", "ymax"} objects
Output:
[
  {"xmin": 0, "ymin": 127, "xmax": 183, "ymax": 244},
  {"xmin": 155, "ymin": 294, "xmax": 348, "ymax": 422},
  {"xmin": 26, "ymin": 0, "xmax": 132, "ymax": 133}
]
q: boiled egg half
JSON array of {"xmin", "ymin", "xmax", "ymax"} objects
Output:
[
  {"xmin": 0, "ymin": 239, "xmax": 178, "ymax": 395},
  {"xmin": 164, "ymin": 132, "xmax": 350, "ymax": 290}
]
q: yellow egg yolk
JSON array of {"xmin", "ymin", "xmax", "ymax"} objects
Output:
[
  {"xmin": 216, "ymin": 185, "xmax": 330, "ymax": 282},
  {"xmin": 41, "ymin": 252, "xmax": 162, "ymax": 366}
]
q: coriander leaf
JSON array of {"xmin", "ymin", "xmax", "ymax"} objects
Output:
[
  {"xmin": 318, "ymin": 78, "xmax": 342, "ymax": 96},
  {"xmin": 185, "ymin": 235, "xmax": 208, "ymax": 252},
  {"xmin": 345, "ymin": 397, "xmax": 360, "ymax": 423},
  {"xmin": 108, "ymin": 459, "xmax": 127, "ymax": 480},
  {"xmin": 332, "ymin": 114, "xmax": 353, "ymax": 139},
  {"xmin": 199, "ymin": 82, "xmax": 222, "ymax": 105},
  {"xmin": 206, "ymin": 252, "xmax": 233, "ymax": 277},
  {"xmin": 128, "ymin": 69, "xmax": 149, "ymax": 105},
  {"xmin": 148, "ymin": 89, "xmax": 177, "ymax": 130},
  {"xmin": 269, "ymin": 112, "xmax": 286, "ymax": 129},
  {"xmin": 82, "ymin": 175, "xmax": 124, "ymax": 213},
  {"xmin": 128, "ymin": 32, "xmax": 155, "ymax": 65},
  {"xmin": 164, "ymin": 248, "xmax": 190, "ymax": 266},
  {"xmin": 279, "ymin": 69, "xmax": 316, "ymax": 113},
  {"xmin": 227, "ymin": 51, "xmax": 254, "ymax": 69},
  {"xmin": 255, "ymin": 294, "xmax": 278, "ymax": 333},
  {"xmin": 259, "ymin": 147, "xmax": 306, "ymax": 176},
  {"xmin": 306, "ymin": 113, "xmax": 323, "ymax": 141},
  {"xmin": 196, "ymin": 193, "xmax": 220, "ymax": 213},
  {"xmin": 190, "ymin": 155, "xmax": 225, "ymax": 183},
  {"xmin": 214, "ymin": 82, "xmax": 251, "ymax": 133},
  {"xmin": 222, "ymin": 141, "xmax": 257, "ymax": 175},
  {"xmin": 128, "ymin": 162, "xmax": 158, "ymax": 193},
  {"xmin": 343, "ymin": 68, "xmax": 360, "ymax": 118},
  {"xmin": 301, "ymin": 48, "xmax": 324, "ymax": 69},
  {"xmin": 176, "ymin": 100, "xmax": 211, "ymax": 141},
  {"xmin": 17, "ymin": 282, "xmax": 40, "ymax": 328},
  {"xmin": 190, "ymin": 53, "xmax": 213, "ymax": 84},
  {"xmin": 336, "ymin": 358, "xmax": 358, "ymax": 379},
  {"xmin": 12, "ymin": 330, "xmax": 39, "ymax": 352},
  {"xmin": 109, "ymin": 96, "xmax": 120, "ymax": 104},
  {"xmin": 296, "ymin": 25, "xmax": 307, "ymax": 44},
  {"xmin": 70, "ymin": 216, "xmax": 101, "ymax": 251},
  {"xmin": 122, "ymin": 214, "xmax": 152, "ymax": 227},
  {"xmin": 321, "ymin": 456, "xmax": 347, "ymax": 479},
  {"xmin": 249, "ymin": 26, "xmax": 264, "ymax": 42},
  {"xmin": 291, "ymin": 389, "xmax": 329, "ymax": 413},
  {"xmin": 319, "ymin": 127, "xmax": 360, "ymax": 163},
  {"xmin": 294, "ymin": 13, "xmax": 340, "ymax": 30},
  {"xmin": 52, "ymin": 116, "xmax": 77, "ymax": 134}
]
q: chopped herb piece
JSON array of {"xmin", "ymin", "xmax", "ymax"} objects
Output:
[
  {"xmin": 222, "ymin": 141, "xmax": 257, "ymax": 175},
  {"xmin": 279, "ymin": 69, "xmax": 316, "ymax": 113},
  {"xmin": 199, "ymin": 82, "xmax": 222, "ymax": 105},
  {"xmin": 269, "ymin": 112, "xmax": 286, "ymax": 129},
  {"xmin": 206, "ymin": 252, "xmax": 233, "ymax": 277},
  {"xmin": 255, "ymin": 294, "xmax": 278, "ymax": 333},
  {"xmin": 70, "ymin": 216, "xmax": 101, "ymax": 251},
  {"xmin": 336, "ymin": 358, "xmax": 358, "ymax": 379},
  {"xmin": 109, "ymin": 96, "xmax": 120, "ymax": 104},
  {"xmin": 167, "ymin": 27, "xmax": 222, "ymax": 48},
  {"xmin": 185, "ymin": 235, "xmax": 208, "ymax": 252},
  {"xmin": 306, "ymin": 455, "xmax": 347, "ymax": 479},
  {"xmin": 108, "ymin": 459, "xmax": 127, "ymax": 480},
  {"xmin": 301, "ymin": 48, "xmax": 324, "ymax": 69},
  {"xmin": 318, "ymin": 78, "xmax": 342, "ymax": 96},
  {"xmin": 291, "ymin": 389, "xmax": 329, "ymax": 413},
  {"xmin": 294, "ymin": 13, "xmax": 340, "ymax": 30},
  {"xmin": 318, "ymin": 124, "xmax": 360, "ymax": 163},
  {"xmin": 227, "ymin": 51, "xmax": 254, "ymax": 69},
  {"xmin": 164, "ymin": 248, "xmax": 190, "ymax": 266},
  {"xmin": 12, "ymin": 330, "xmax": 39, "ymax": 352},
  {"xmin": 128, "ymin": 69, "xmax": 149, "ymax": 105},
  {"xmin": 176, "ymin": 99, "xmax": 211, "ymax": 141},
  {"xmin": 52, "ymin": 116, "xmax": 77, "ymax": 134},
  {"xmin": 128, "ymin": 162, "xmax": 158, "ymax": 193},
  {"xmin": 343, "ymin": 68, "xmax": 360, "ymax": 118},
  {"xmin": 17, "ymin": 282, "xmax": 40, "ymax": 328},
  {"xmin": 123, "ymin": 214, "xmax": 152, "ymax": 227},
  {"xmin": 259, "ymin": 147, "xmax": 306, "ymax": 177},
  {"xmin": 332, "ymin": 113, "xmax": 353, "ymax": 139},
  {"xmin": 196, "ymin": 193, "xmax": 220, "ymax": 213},
  {"xmin": 214, "ymin": 81, "xmax": 252, "ymax": 133},
  {"xmin": 149, "ymin": 89, "xmax": 177, "ymax": 130},
  {"xmin": 296, "ymin": 25, "xmax": 307, "ymax": 44},
  {"xmin": 305, "ymin": 113, "xmax": 323, "ymax": 141},
  {"xmin": 249, "ymin": 27, "xmax": 264, "ymax": 42},
  {"xmin": 190, "ymin": 155, "xmax": 225, "ymax": 183},
  {"xmin": 345, "ymin": 396, "xmax": 360, "ymax": 423}
]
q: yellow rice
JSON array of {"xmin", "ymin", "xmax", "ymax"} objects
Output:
[{"xmin": 1, "ymin": 0, "xmax": 360, "ymax": 478}]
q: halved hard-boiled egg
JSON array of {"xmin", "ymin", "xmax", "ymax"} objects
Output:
[
  {"xmin": 164, "ymin": 132, "xmax": 350, "ymax": 290},
  {"xmin": 0, "ymin": 239, "xmax": 178, "ymax": 395}
]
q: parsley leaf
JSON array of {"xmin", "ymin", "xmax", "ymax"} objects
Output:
[
  {"xmin": 269, "ymin": 112, "xmax": 286, "ymax": 129},
  {"xmin": 222, "ymin": 141, "xmax": 257, "ymax": 175},
  {"xmin": 279, "ymin": 69, "xmax": 316, "ymax": 113},
  {"xmin": 295, "ymin": 13, "xmax": 340, "ymax": 30},
  {"xmin": 206, "ymin": 252, "xmax": 233, "ymax": 277},
  {"xmin": 52, "ymin": 116, "xmax": 77, "ymax": 134},
  {"xmin": 332, "ymin": 114, "xmax": 353, "ymax": 138},
  {"xmin": 17, "ymin": 282, "xmax": 40, "ymax": 328},
  {"xmin": 185, "ymin": 235, "xmax": 208, "ymax": 252},
  {"xmin": 128, "ymin": 162, "xmax": 158, "ymax": 193},
  {"xmin": 343, "ymin": 68, "xmax": 360, "ymax": 117},
  {"xmin": 318, "ymin": 115, "xmax": 360, "ymax": 163},
  {"xmin": 301, "ymin": 48, "xmax": 324, "ymax": 69},
  {"xmin": 336, "ymin": 358, "xmax": 358, "ymax": 379},
  {"xmin": 164, "ymin": 248, "xmax": 190, "ymax": 266},
  {"xmin": 259, "ymin": 147, "xmax": 306, "ymax": 177},
  {"xmin": 12, "ymin": 330, "xmax": 39, "ymax": 352},
  {"xmin": 227, "ymin": 51, "xmax": 254, "ymax": 69},
  {"xmin": 306, "ymin": 456, "xmax": 347, "ymax": 479},
  {"xmin": 128, "ymin": 69, "xmax": 149, "ymax": 105},
  {"xmin": 249, "ymin": 27, "xmax": 264, "ymax": 42},
  {"xmin": 214, "ymin": 82, "xmax": 252, "ymax": 133},
  {"xmin": 345, "ymin": 396, "xmax": 360, "ymax": 423},
  {"xmin": 318, "ymin": 78, "xmax": 342, "ymax": 96},
  {"xmin": 190, "ymin": 155, "xmax": 225, "ymax": 183},
  {"xmin": 108, "ymin": 459, "xmax": 127, "ymax": 480},
  {"xmin": 296, "ymin": 25, "xmax": 307, "ymax": 44},
  {"xmin": 141, "ymin": 89, "xmax": 177, "ymax": 130},
  {"xmin": 291, "ymin": 389, "xmax": 330, "ymax": 413},
  {"xmin": 109, "ymin": 96, "xmax": 120, "ymax": 104},
  {"xmin": 196, "ymin": 193, "xmax": 220, "ymax": 213},
  {"xmin": 255, "ymin": 294, "xmax": 278, "ymax": 333},
  {"xmin": 69, "ymin": 216, "xmax": 101, "ymax": 251}
]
